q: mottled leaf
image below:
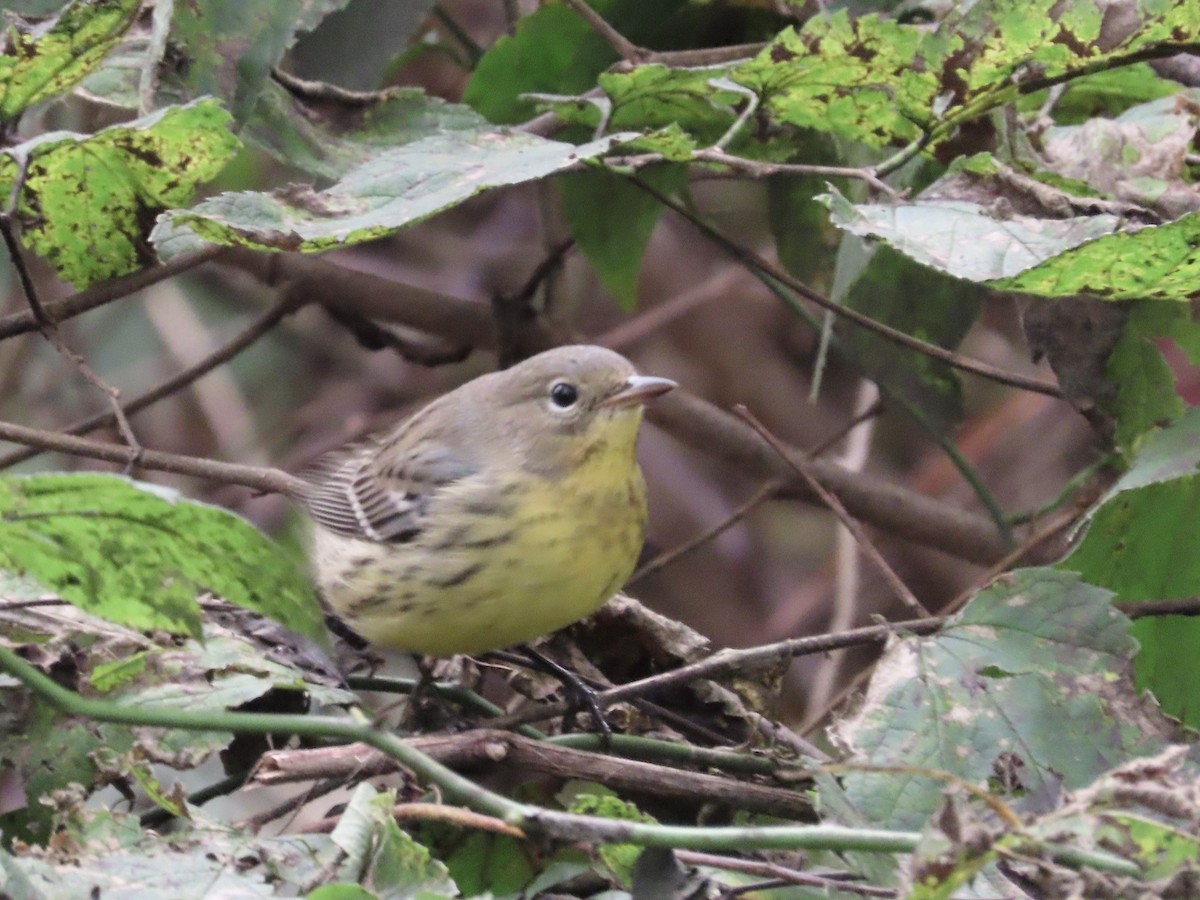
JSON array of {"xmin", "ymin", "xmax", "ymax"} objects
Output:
[
  {"xmin": 0, "ymin": 0, "xmax": 139, "ymax": 124},
  {"xmin": 822, "ymin": 186, "xmax": 1122, "ymax": 284},
  {"xmin": 0, "ymin": 597, "xmax": 348, "ymax": 843},
  {"xmin": 1061, "ymin": 408, "xmax": 1200, "ymax": 726},
  {"xmin": 243, "ymin": 82, "xmax": 491, "ymax": 181},
  {"xmin": 0, "ymin": 99, "xmax": 238, "ymax": 287},
  {"xmin": 995, "ymin": 212, "xmax": 1200, "ymax": 300},
  {"xmin": 0, "ymin": 472, "xmax": 322, "ymax": 641},
  {"xmin": 832, "ymin": 568, "xmax": 1169, "ymax": 831},
  {"xmin": 1, "ymin": 807, "xmax": 336, "ymax": 896},
  {"xmin": 155, "ymin": 130, "xmax": 636, "ymax": 256},
  {"xmin": 551, "ymin": 1, "xmax": 1200, "ymax": 154}
]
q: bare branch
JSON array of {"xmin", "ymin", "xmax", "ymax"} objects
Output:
[
  {"xmin": 0, "ymin": 249, "xmax": 221, "ymax": 341},
  {"xmin": 0, "ymin": 293, "xmax": 300, "ymax": 470},
  {"xmin": 736, "ymin": 404, "xmax": 929, "ymax": 617},
  {"xmin": 560, "ymin": 0, "xmax": 646, "ymax": 62},
  {"xmin": 0, "ymin": 419, "xmax": 303, "ymax": 495},
  {"xmin": 632, "ymin": 176, "xmax": 1063, "ymax": 399}
]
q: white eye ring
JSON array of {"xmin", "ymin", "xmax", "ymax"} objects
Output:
[{"xmin": 548, "ymin": 380, "xmax": 579, "ymax": 411}]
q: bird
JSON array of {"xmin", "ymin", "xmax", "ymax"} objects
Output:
[{"xmin": 293, "ymin": 344, "xmax": 675, "ymax": 659}]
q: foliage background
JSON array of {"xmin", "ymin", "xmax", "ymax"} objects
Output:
[{"xmin": 2, "ymin": 0, "xmax": 1200, "ymax": 896}]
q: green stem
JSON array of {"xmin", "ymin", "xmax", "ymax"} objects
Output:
[{"xmin": 0, "ymin": 646, "xmax": 1142, "ymax": 873}]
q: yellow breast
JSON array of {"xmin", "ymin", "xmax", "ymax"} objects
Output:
[{"xmin": 313, "ymin": 426, "xmax": 648, "ymax": 655}]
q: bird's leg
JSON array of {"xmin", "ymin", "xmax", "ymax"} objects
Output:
[
  {"xmin": 402, "ymin": 656, "xmax": 437, "ymax": 729},
  {"xmin": 517, "ymin": 645, "xmax": 612, "ymax": 744}
]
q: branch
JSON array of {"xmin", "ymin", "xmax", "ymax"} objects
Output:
[
  {"xmin": 606, "ymin": 148, "xmax": 899, "ymax": 198},
  {"xmin": 0, "ymin": 293, "xmax": 300, "ymax": 470},
  {"xmin": 0, "ymin": 636, "xmax": 1150, "ymax": 875},
  {"xmin": 258, "ymin": 730, "xmax": 815, "ymax": 820},
  {"xmin": 220, "ymin": 248, "xmax": 499, "ymax": 349},
  {"xmin": 0, "ymin": 248, "xmax": 221, "ymax": 341},
  {"xmin": 560, "ymin": 0, "xmax": 646, "ymax": 62},
  {"xmin": 736, "ymin": 405, "xmax": 929, "ymax": 617},
  {"xmin": 0, "ymin": 419, "xmax": 303, "ymax": 495},
  {"xmin": 632, "ymin": 177, "xmax": 1062, "ymax": 398}
]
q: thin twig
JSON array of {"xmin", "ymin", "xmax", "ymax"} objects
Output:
[
  {"xmin": 0, "ymin": 294, "xmax": 299, "ymax": 470},
  {"xmin": 486, "ymin": 616, "xmax": 948, "ymax": 731},
  {"xmin": 560, "ymin": 0, "xmax": 646, "ymax": 61},
  {"xmin": 807, "ymin": 399, "xmax": 885, "ymax": 458},
  {"xmin": 699, "ymin": 147, "xmax": 897, "ymax": 199},
  {"xmin": 0, "ymin": 419, "xmax": 304, "ymax": 495},
  {"xmin": 736, "ymin": 404, "xmax": 929, "ymax": 617},
  {"xmin": 597, "ymin": 259, "xmax": 750, "ymax": 351},
  {"xmin": 496, "ymin": 585, "xmax": 1200, "ymax": 733},
  {"xmin": 631, "ymin": 177, "xmax": 1063, "ymax": 399},
  {"xmin": 271, "ymin": 67, "xmax": 402, "ymax": 107},
  {"xmin": 629, "ymin": 479, "xmax": 780, "ymax": 584},
  {"xmin": 676, "ymin": 851, "xmax": 898, "ymax": 898},
  {"xmin": 0, "ymin": 248, "xmax": 222, "ymax": 342},
  {"xmin": 238, "ymin": 777, "xmax": 348, "ymax": 832},
  {"xmin": 0, "ymin": 167, "xmax": 142, "ymax": 460},
  {"xmin": 300, "ymin": 801, "xmax": 527, "ymax": 838},
  {"xmin": 644, "ymin": 400, "xmax": 888, "ymax": 591}
]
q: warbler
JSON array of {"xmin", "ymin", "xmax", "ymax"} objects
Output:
[{"xmin": 295, "ymin": 345, "xmax": 675, "ymax": 656}]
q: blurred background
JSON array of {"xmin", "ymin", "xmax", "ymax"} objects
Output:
[{"xmin": 0, "ymin": 0, "xmax": 1103, "ymax": 729}]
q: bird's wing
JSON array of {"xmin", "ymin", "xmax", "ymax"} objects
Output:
[{"xmin": 296, "ymin": 436, "xmax": 477, "ymax": 544}]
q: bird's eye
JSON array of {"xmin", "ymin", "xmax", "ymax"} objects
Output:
[{"xmin": 549, "ymin": 381, "xmax": 579, "ymax": 409}]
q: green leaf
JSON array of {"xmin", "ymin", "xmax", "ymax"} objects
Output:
[
  {"xmin": 570, "ymin": 791, "xmax": 657, "ymax": 887},
  {"xmin": 436, "ymin": 833, "xmax": 535, "ymax": 897},
  {"xmin": 1060, "ymin": 408, "xmax": 1200, "ymax": 726},
  {"xmin": 833, "ymin": 568, "xmax": 1167, "ymax": 831},
  {"xmin": 288, "ymin": 0, "xmax": 435, "ymax": 93},
  {"xmin": 0, "ymin": 99, "xmax": 239, "ymax": 287},
  {"xmin": 821, "ymin": 186, "xmax": 1123, "ymax": 285},
  {"xmin": 331, "ymin": 784, "xmax": 458, "ymax": 897},
  {"xmin": 464, "ymin": 0, "xmax": 690, "ymax": 125},
  {"xmin": 768, "ymin": 168, "xmax": 840, "ymax": 286},
  {"xmin": 155, "ymin": 130, "xmax": 636, "ymax": 256},
  {"xmin": 308, "ymin": 885, "xmax": 381, "ymax": 900},
  {"xmin": 996, "ymin": 212, "xmax": 1200, "ymax": 300},
  {"xmin": 560, "ymin": 166, "xmax": 684, "ymax": 309},
  {"xmin": 0, "ymin": 0, "xmax": 140, "ymax": 124},
  {"xmin": 165, "ymin": 0, "xmax": 354, "ymax": 122},
  {"xmin": 1045, "ymin": 63, "xmax": 1180, "ymax": 124},
  {"xmin": 835, "ymin": 241, "xmax": 982, "ymax": 430},
  {"xmin": 0, "ymin": 472, "xmax": 323, "ymax": 641},
  {"xmin": 242, "ymin": 82, "xmax": 493, "ymax": 181},
  {"xmin": 1103, "ymin": 302, "xmax": 1186, "ymax": 455},
  {"xmin": 543, "ymin": 63, "xmax": 748, "ymax": 148},
  {"xmin": 0, "ymin": 806, "xmax": 338, "ymax": 896},
  {"xmin": 464, "ymin": 2, "xmax": 616, "ymax": 124}
]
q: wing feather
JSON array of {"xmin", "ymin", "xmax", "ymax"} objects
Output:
[{"xmin": 295, "ymin": 431, "xmax": 476, "ymax": 543}]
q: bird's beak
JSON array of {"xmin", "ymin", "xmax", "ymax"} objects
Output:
[{"xmin": 600, "ymin": 374, "xmax": 677, "ymax": 409}]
